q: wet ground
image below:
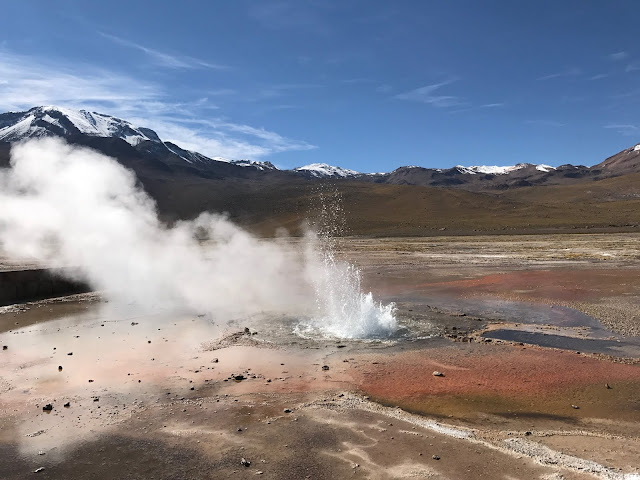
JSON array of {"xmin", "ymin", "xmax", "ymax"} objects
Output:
[{"xmin": 1, "ymin": 233, "xmax": 640, "ymax": 479}]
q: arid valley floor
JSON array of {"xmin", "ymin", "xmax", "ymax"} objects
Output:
[{"xmin": 1, "ymin": 233, "xmax": 640, "ymax": 479}]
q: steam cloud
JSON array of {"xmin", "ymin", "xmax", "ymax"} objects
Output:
[{"xmin": 0, "ymin": 138, "xmax": 396, "ymax": 337}]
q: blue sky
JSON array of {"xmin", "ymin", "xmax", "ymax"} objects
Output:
[{"xmin": 2, "ymin": 1, "xmax": 640, "ymax": 171}]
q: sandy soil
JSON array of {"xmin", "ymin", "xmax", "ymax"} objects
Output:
[{"xmin": 1, "ymin": 233, "xmax": 640, "ymax": 479}]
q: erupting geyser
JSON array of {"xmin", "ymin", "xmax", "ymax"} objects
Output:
[
  {"xmin": 298, "ymin": 188, "xmax": 397, "ymax": 339},
  {"xmin": 0, "ymin": 138, "xmax": 396, "ymax": 339},
  {"xmin": 306, "ymin": 253, "xmax": 397, "ymax": 339}
]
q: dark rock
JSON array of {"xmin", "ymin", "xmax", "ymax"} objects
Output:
[
  {"xmin": 58, "ymin": 366, "xmax": 63, "ymax": 371},
  {"xmin": 234, "ymin": 375, "xmax": 246, "ymax": 381},
  {"xmin": 432, "ymin": 455, "xmax": 440, "ymax": 460},
  {"xmin": 67, "ymin": 352, "xmax": 73, "ymax": 355},
  {"xmin": 63, "ymin": 402, "xmax": 70, "ymax": 408},
  {"xmin": 42, "ymin": 404, "xmax": 53, "ymax": 411},
  {"xmin": 241, "ymin": 457, "xmax": 251, "ymax": 467},
  {"xmin": 2, "ymin": 345, "xmax": 7, "ymax": 350},
  {"xmin": 283, "ymin": 408, "xmax": 292, "ymax": 413},
  {"xmin": 322, "ymin": 365, "xmax": 330, "ymax": 371},
  {"xmin": 244, "ymin": 327, "xmax": 250, "ymax": 334}
]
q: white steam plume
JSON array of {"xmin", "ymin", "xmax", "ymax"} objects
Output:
[{"xmin": 0, "ymin": 138, "xmax": 396, "ymax": 336}]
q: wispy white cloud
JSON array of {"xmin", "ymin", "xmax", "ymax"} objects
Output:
[
  {"xmin": 395, "ymin": 79, "xmax": 462, "ymax": 108},
  {"xmin": 525, "ymin": 120, "xmax": 565, "ymax": 127},
  {"xmin": 603, "ymin": 124, "xmax": 639, "ymax": 136},
  {"xmin": 248, "ymin": 2, "xmax": 331, "ymax": 35},
  {"xmin": 256, "ymin": 83, "xmax": 322, "ymax": 100},
  {"xmin": 341, "ymin": 78, "xmax": 375, "ymax": 85},
  {"xmin": 536, "ymin": 67, "xmax": 581, "ymax": 81},
  {"xmin": 625, "ymin": 61, "xmax": 640, "ymax": 73},
  {"xmin": 609, "ymin": 51, "xmax": 629, "ymax": 61},
  {"xmin": 480, "ymin": 103, "xmax": 506, "ymax": 108},
  {"xmin": 0, "ymin": 49, "xmax": 314, "ymax": 159},
  {"xmin": 376, "ymin": 84, "xmax": 393, "ymax": 93},
  {"xmin": 589, "ymin": 73, "xmax": 610, "ymax": 80},
  {"xmin": 0, "ymin": 50, "xmax": 159, "ymax": 110},
  {"xmin": 206, "ymin": 88, "xmax": 237, "ymax": 96},
  {"xmin": 99, "ymin": 32, "xmax": 230, "ymax": 70}
]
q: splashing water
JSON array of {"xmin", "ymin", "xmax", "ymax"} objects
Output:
[{"xmin": 298, "ymin": 187, "xmax": 397, "ymax": 339}]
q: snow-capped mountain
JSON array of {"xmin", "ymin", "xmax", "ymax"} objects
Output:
[
  {"xmin": 294, "ymin": 163, "xmax": 360, "ymax": 178},
  {"xmin": 0, "ymin": 106, "xmax": 161, "ymax": 146},
  {"xmin": 0, "ymin": 106, "xmax": 276, "ymax": 172}
]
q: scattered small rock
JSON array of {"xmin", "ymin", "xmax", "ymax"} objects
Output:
[
  {"xmin": 67, "ymin": 352, "xmax": 73, "ymax": 356},
  {"xmin": 212, "ymin": 358, "xmax": 218, "ymax": 363},
  {"xmin": 63, "ymin": 402, "xmax": 70, "ymax": 408},
  {"xmin": 58, "ymin": 366, "xmax": 63, "ymax": 371},
  {"xmin": 283, "ymin": 408, "xmax": 292, "ymax": 413},
  {"xmin": 525, "ymin": 431, "xmax": 532, "ymax": 436},
  {"xmin": 93, "ymin": 397, "xmax": 99, "ymax": 402},
  {"xmin": 322, "ymin": 365, "xmax": 330, "ymax": 371},
  {"xmin": 234, "ymin": 375, "xmax": 246, "ymax": 381},
  {"xmin": 131, "ymin": 322, "xmax": 138, "ymax": 326},
  {"xmin": 241, "ymin": 457, "xmax": 251, "ymax": 467},
  {"xmin": 244, "ymin": 327, "xmax": 251, "ymax": 334},
  {"xmin": 2, "ymin": 345, "xmax": 7, "ymax": 350},
  {"xmin": 88, "ymin": 379, "xmax": 94, "ymax": 383},
  {"xmin": 605, "ymin": 383, "xmax": 612, "ymax": 389},
  {"xmin": 432, "ymin": 371, "xmax": 444, "ymax": 377},
  {"xmin": 42, "ymin": 404, "xmax": 53, "ymax": 411},
  {"xmin": 571, "ymin": 404, "xmax": 579, "ymax": 409},
  {"xmin": 34, "ymin": 467, "xmax": 45, "ymax": 473},
  {"xmin": 432, "ymin": 455, "xmax": 440, "ymax": 460}
]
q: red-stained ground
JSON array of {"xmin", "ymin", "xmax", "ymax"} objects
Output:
[
  {"xmin": 355, "ymin": 344, "xmax": 640, "ymax": 398},
  {"xmin": 351, "ymin": 343, "xmax": 640, "ymax": 424},
  {"xmin": 415, "ymin": 268, "xmax": 640, "ymax": 302}
]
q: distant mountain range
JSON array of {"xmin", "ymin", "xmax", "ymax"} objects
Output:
[
  {"xmin": 3, "ymin": 106, "xmax": 637, "ymax": 189},
  {"xmin": 1, "ymin": 106, "xmax": 639, "ymax": 236}
]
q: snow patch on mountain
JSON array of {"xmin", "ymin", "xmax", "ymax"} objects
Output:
[
  {"xmin": 535, "ymin": 164, "xmax": 555, "ymax": 172},
  {"xmin": 230, "ymin": 159, "xmax": 277, "ymax": 170},
  {"xmin": 294, "ymin": 163, "xmax": 360, "ymax": 178},
  {"xmin": 633, "ymin": 144, "xmax": 640, "ymax": 152},
  {"xmin": 455, "ymin": 164, "xmax": 528, "ymax": 175}
]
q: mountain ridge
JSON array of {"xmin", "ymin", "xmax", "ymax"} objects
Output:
[
  {"xmin": 1, "ymin": 106, "xmax": 639, "ymax": 236},
  {"xmin": 1, "ymin": 106, "xmax": 611, "ymax": 184}
]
